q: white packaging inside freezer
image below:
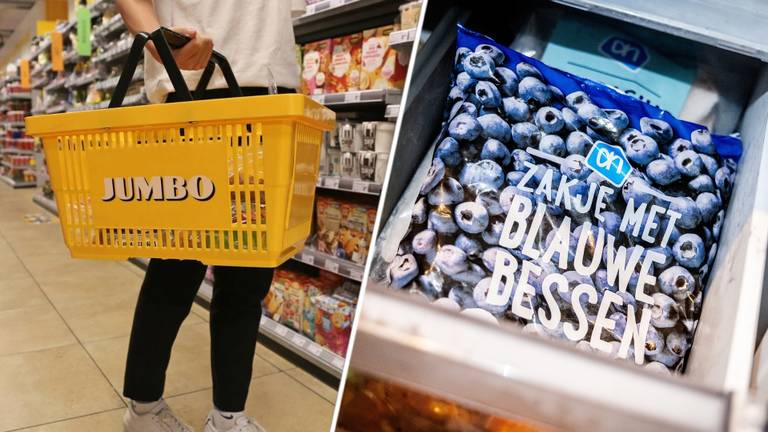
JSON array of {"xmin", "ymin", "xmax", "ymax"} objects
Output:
[
  {"xmin": 372, "ymin": 24, "xmax": 744, "ymax": 375},
  {"xmin": 375, "ymin": 151, "xmax": 390, "ymax": 184}
]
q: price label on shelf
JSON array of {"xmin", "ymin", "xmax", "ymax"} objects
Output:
[
  {"xmin": 324, "ymin": 177, "xmax": 340, "ymax": 189},
  {"xmin": 291, "ymin": 333, "xmax": 306, "ymax": 347},
  {"xmin": 329, "ymin": 0, "xmax": 344, "ymax": 8},
  {"xmin": 332, "ymin": 357, "xmax": 345, "ymax": 369},
  {"xmin": 275, "ymin": 325, "xmax": 289, "ymax": 337},
  {"xmin": 352, "ymin": 180, "xmax": 369, "ymax": 193},
  {"xmin": 344, "ymin": 92, "xmax": 361, "ymax": 103},
  {"xmin": 303, "ymin": 254, "xmax": 315, "ymax": 266},
  {"xmin": 349, "ymin": 269, "xmax": 363, "ymax": 280},
  {"xmin": 307, "ymin": 344, "xmax": 324, "ymax": 356},
  {"xmin": 311, "ymin": 94, "xmax": 324, "ymax": 104},
  {"xmin": 325, "ymin": 260, "xmax": 339, "ymax": 274}
]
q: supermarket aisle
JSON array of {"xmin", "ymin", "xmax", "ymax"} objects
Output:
[{"xmin": 0, "ymin": 187, "xmax": 336, "ymax": 432}]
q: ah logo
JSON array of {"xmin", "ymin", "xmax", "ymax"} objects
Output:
[
  {"xmin": 585, "ymin": 141, "xmax": 632, "ymax": 187},
  {"xmin": 599, "ymin": 36, "xmax": 649, "ymax": 72}
]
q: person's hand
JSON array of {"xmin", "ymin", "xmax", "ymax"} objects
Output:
[{"xmin": 145, "ymin": 27, "xmax": 213, "ymax": 71}]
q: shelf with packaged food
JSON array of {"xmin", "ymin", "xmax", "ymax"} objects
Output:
[
  {"xmin": 311, "ymin": 88, "xmax": 402, "ymax": 107},
  {"xmin": 384, "ymin": 104, "xmax": 399, "ymax": 120},
  {"xmin": 66, "ymin": 72, "xmax": 102, "ymax": 89},
  {"xmin": 92, "ymin": 42, "xmax": 132, "ymax": 64},
  {"xmin": 0, "ymin": 148, "xmax": 35, "ymax": 156},
  {"xmin": 45, "ymin": 103, "xmax": 68, "ymax": 114},
  {"xmin": 94, "ymin": 66, "xmax": 143, "ymax": 93},
  {"xmin": 93, "ymin": 14, "xmax": 125, "ymax": 41},
  {"xmin": 0, "ymin": 174, "xmax": 35, "ymax": 188},
  {"xmin": 0, "ymin": 161, "xmax": 32, "ymax": 170},
  {"xmin": 1, "ymin": 121, "xmax": 25, "ymax": 129},
  {"xmin": 44, "ymin": 78, "xmax": 68, "ymax": 92},
  {"xmin": 32, "ymin": 194, "xmax": 58, "ymax": 216},
  {"xmin": 388, "ymin": 27, "xmax": 417, "ymax": 51},
  {"xmin": 317, "ymin": 175, "xmax": 382, "ymax": 196},
  {"xmin": 294, "ymin": 0, "xmax": 404, "ymax": 44},
  {"xmin": 27, "ymin": 38, "xmax": 51, "ymax": 62},
  {"xmin": 292, "ymin": 247, "xmax": 365, "ymax": 282}
]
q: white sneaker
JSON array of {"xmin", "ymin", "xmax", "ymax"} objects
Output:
[
  {"xmin": 123, "ymin": 400, "xmax": 194, "ymax": 432},
  {"xmin": 203, "ymin": 411, "xmax": 266, "ymax": 432}
]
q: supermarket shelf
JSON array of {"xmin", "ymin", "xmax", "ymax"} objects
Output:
[
  {"xmin": 93, "ymin": 42, "xmax": 131, "ymax": 64},
  {"xmin": 388, "ymin": 27, "xmax": 417, "ymax": 51},
  {"xmin": 63, "ymin": 50, "xmax": 80, "ymax": 65},
  {"xmin": 311, "ymin": 89, "xmax": 402, "ymax": 107},
  {"xmin": 1, "ymin": 148, "xmax": 35, "ymax": 156},
  {"xmin": 44, "ymin": 79, "xmax": 68, "ymax": 92},
  {"xmin": 127, "ymin": 257, "xmax": 347, "ymax": 378},
  {"xmin": 293, "ymin": 0, "xmax": 402, "ymax": 43},
  {"xmin": 0, "ymin": 175, "xmax": 35, "ymax": 188},
  {"xmin": 95, "ymin": 67, "xmax": 143, "ymax": 92},
  {"xmin": 552, "ymin": 0, "xmax": 768, "ymax": 61},
  {"xmin": 1, "ymin": 161, "xmax": 31, "ymax": 170},
  {"xmin": 292, "ymin": 247, "xmax": 364, "ymax": 282},
  {"xmin": 33, "ymin": 194, "xmax": 58, "ymax": 216},
  {"xmin": 352, "ymin": 288, "xmax": 737, "ymax": 432},
  {"xmin": 30, "ymin": 76, "xmax": 51, "ymax": 90},
  {"xmin": 27, "ymin": 38, "xmax": 51, "ymax": 61},
  {"xmin": 2, "ymin": 93, "xmax": 31, "ymax": 101},
  {"xmin": 45, "ymin": 103, "xmax": 68, "ymax": 114},
  {"xmin": 67, "ymin": 73, "xmax": 102, "ymax": 89},
  {"xmin": 93, "ymin": 15, "xmax": 125, "ymax": 40},
  {"xmin": 31, "ymin": 63, "xmax": 51, "ymax": 77},
  {"xmin": 2, "ymin": 121, "xmax": 25, "ymax": 129},
  {"xmin": 384, "ymin": 104, "xmax": 400, "ymax": 120},
  {"xmin": 69, "ymin": 92, "xmax": 147, "ymax": 112},
  {"xmin": 317, "ymin": 175, "xmax": 381, "ymax": 196}
]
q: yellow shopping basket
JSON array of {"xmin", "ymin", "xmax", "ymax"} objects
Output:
[{"xmin": 26, "ymin": 28, "xmax": 335, "ymax": 267}]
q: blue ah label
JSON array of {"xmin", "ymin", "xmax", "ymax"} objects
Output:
[
  {"xmin": 585, "ymin": 141, "xmax": 632, "ymax": 187},
  {"xmin": 598, "ymin": 36, "xmax": 649, "ymax": 72}
]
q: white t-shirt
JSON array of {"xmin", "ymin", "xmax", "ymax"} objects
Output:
[{"xmin": 145, "ymin": 0, "xmax": 305, "ymax": 103}]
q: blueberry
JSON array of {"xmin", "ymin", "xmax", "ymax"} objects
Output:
[
  {"xmin": 436, "ymin": 137, "xmax": 462, "ymax": 166},
  {"xmin": 455, "ymin": 233, "xmax": 483, "ymax": 258},
  {"xmin": 558, "ymin": 271, "xmax": 593, "ymax": 304},
  {"xmin": 608, "ymin": 312, "xmax": 627, "ymax": 340},
  {"xmin": 561, "ymin": 154, "xmax": 591, "ymax": 180},
  {"xmin": 515, "ymin": 62, "xmax": 542, "ymax": 79},
  {"xmin": 594, "ymin": 269, "xmax": 616, "ymax": 292},
  {"xmin": 546, "ymin": 228, "xmax": 575, "ymax": 265},
  {"xmin": 449, "ymin": 101, "xmax": 478, "ymax": 120},
  {"xmin": 499, "ymin": 185, "xmax": 534, "ymax": 213},
  {"xmin": 459, "ymin": 160, "xmax": 505, "ymax": 190},
  {"xmin": 666, "ymin": 138, "xmax": 693, "ymax": 158},
  {"xmin": 658, "ymin": 265, "xmax": 695, "ymax": 300},
  {"xmin": 454, "ymin": 201, "xmax": 490, "ymax": 234},
  {"xmin": 673, "ymin": 233, "xmax": 705, "ymax": 269},
  {"xmin": 502, "ymin": 97, "xmax": 530, "ymax": 122},
  {"xmin": 565, "ymin": 91, "xmax": 591, "ymax": 110},
  {"xmin": 639, "ymin": 118, "xmax": 672, "ymax": 144},
  {"xmin": 481, "ymin": 247, "xmax": 505, "ymax": 272},
  {"xmin": 561, "ymin": 107, "xmax": 583, "ymax": 132},
  {"xmin": 473, "ymin": 278, "xmax": 510, "ymax": 316},
  {"xmin": 532, "ymin": 163, "xmax": 561, "ymax": 186},
  {"xmin": 456, "ymin": 72, "xmax": 476, "ymax": 92},
  {"xmin": 448, "ymin": 286, "xmax": 477, "ymax": 309},
  {"xmin": 713, "ymin": 210, "xmax": 725, "ymax": 239},
  {"xmin": 475, "ymin": 44, "xmax": 505, "ymax": 65},
  {"xmin": 475, "ymin": 188, "xmax": 504, "ymax": 216},
  {"xmin": 453, "ymin": 262, "xmax": 486, "ymax": 285},
  {"xmin": 696, "ymin": 192, "xmax": 721, "ymax": 223},
  {"xmin": 604, "ymin": 109, "xmax": 629, "ymax": 133},
  {"xmin": 428, "ymin": 177, "xmax": 464, "ymax": 206},
  {"xmin": 674, "ymin": 150, "xmax": 703, "ymax": 177},
  {"xmin": 621, "ymin": 176, "xmax": 655, "ymax": 207},
  {"xmin": 507, "ymin": 171, "xmax": 526, "ymax": 186},
  {"xmin": 494, "ymin": 67, "xmax": 518, "ymax": 96},
  {"xmin": 462, "ymin": 52, "xmax": 496, "ymax": 80},
  {"xmin": 586, "ymin": 127, "xmax": 611, "ymax": 143},
  {"xmin": 577, "ymin": 103, "xmax": 605, "ymax": 124},
  {"xmin": 715, "ymin": 167, "xmax": 734, "ymax": 197},
  {"xmin": 433, "ymin": 297, "xmax": 461, "ymax": 312},
  {"xmin": 518, "ymin": 76, "xmax": 550, "ymax": 105},
  {"xmin": 649, "ymin": 245, "xmax": 673, "ymax": 270},
  {"xmin": 650, "ymin": 348, "xmax": 680, "ymax": 368},
  {"xmin": 510, "ymin": 149, "xmax": 535, "ymax": 171},
  {"xmin": 644, "ymin": 325, "xmax": 665, "ymax": 356},
  {"xmin": 690, "ymin": 129, "xmax": 715, "ymax": 155},
  {"xmin": 412, "ymin": 229, "xmax": 437, "ymax": 261},
  {"xmin": 548, "ymin": 85, "xmax": 565, "ymax": 101},
  {"xmin": 668, "ymin": 196, "xmax": 701, "ymax": 229},
  {"xmin": 429, "ymin": 208, "xmax": 459, "ymax": 234},
  {"xmin": 454, "ymin": 47, "xmax": 472, "ymax": 72},
  {"xmin": 613, "ymin": 291, "xmax": 637, "ymax": 314},
  {"xmin": 475, "ymin": 81, "xmax": 502, "ymax": 108},
  {"xmin": 598, "ymin": 211, "xmax": 622, "ymax": 238},
  {"xmin": 646, "ymin": 157, "xmax": 681, "ymax": 186},
  {"xmin": 434, "ymin": 245, "xmax": 469, "ymax": 276},
  {"xmin": 565, "ymin": 131, "xmax": 592, "ymax": 156},
  {"xmin": 688, "ymin": 174, "xmax": 715, "ymax": 193},
  {"xmin": 511, "ymin": 122, "xmax": 541, "ymax": 147},
  {"xmin": 535, "ymin": 107, "xmax": 564, "ymax": 134},
  {"xmin": 539, "ymin": 134, "xmax": 566, "ymax": 157},
  {"xmin": 411, "ymin": 197, "xmax": 427, "ymax": 225},
  {"xmin": 700, "ymin": 153, "xmax": 719, "ymax": 177},
  {"xmin": 626, "ymin": 134, "xmax": 659, "ymax": 166},
  {"xmin": 619, "ymin": 128, "xmax": 641, "ymax": 149},
  {"xmin": 645, "ymin": 362, "xmax": 672, "ymax": 374},
  {"xmin": 389, "ymin": 254, "xmax": 419, "ymax": 289},
  {"xmin": 666, "ymin": 331, "xmax": 690, "ymax": 357},
  {"xmin": 650, "ymin": 293, "xmax": 679, "ymax": 328},
  {"xmin": 477, "ymin": 114, "xmax": 511, "ymax": 142},
  {"xmin": 482, "ymin": 219, "xmax": 505, "ymax": 245},
  {"xmin": 448, "ymin": 113, "xmax": 482, "ymax": 141},
  {"xmin": 420, "ymin": 158, "xmax": 445, "ymax": 195},
  {"xmin": 448, "ymin": 86, "xmax": 465, "ymax": 102}
]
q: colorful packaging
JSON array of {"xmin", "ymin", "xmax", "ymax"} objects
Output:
[
  {"xmin": 315, "ymin": 294, "xmax": 354, "ymax": 356},
  {"xmin": 301, "ymin": 39, "xmax": 332, "ymax": 95},
  {"xmin": 381, "ymin": 25, "xmax": 741, "ymax": 374},
  {"xmin": 281, "ymin": 275, "xmax": 306, "ymax": 331},
  {"xmin": 327, "ymin": 33, "xmax": 363, "ymax": 93},
  {"xmin": 360, "ymin": 26, "xmax": 408, "ymax": 90},
  {"xmin": 262, "ymin": 273, "xmax": 287, "ymax": 321},
  {"xmin": 339, "ymin": 202, "xmax": 372, "ymax": 264},
  {"xmin": 315, "ymin": 196, "xmax": 342, "ymax": 254}
]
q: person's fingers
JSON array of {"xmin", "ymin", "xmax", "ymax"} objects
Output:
[{"xmin": 171, "ymin": 26, "xmax": 197, "ymax": 39}]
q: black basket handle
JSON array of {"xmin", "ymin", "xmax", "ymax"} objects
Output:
[{"xmin": 110, "ymin": 27, "xmax": 242, "ymax": 108}]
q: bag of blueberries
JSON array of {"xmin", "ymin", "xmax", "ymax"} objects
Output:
[{"xmin": 381, "ymin": 25, "xmax": 741, "ymax": 374}]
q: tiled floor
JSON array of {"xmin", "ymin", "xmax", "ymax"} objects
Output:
[{"xmin": 0, "ymin": 187, "xmax": 337, "ymax": 431}]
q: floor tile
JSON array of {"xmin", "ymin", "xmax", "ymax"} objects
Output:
[
  {"xmin": 15, "ymin": 409, "xmax": 125, "ymax": 432},
  {"xmin": 166, "ymin": 373, "xmax": 334, "ymax": 432},
  {"xmin": 0, "ymin": 277, "xmax": 48, "ymax": 312},
  {"xmin": 0, "ymin": 303, "xmax": 77, "ymax": 356},
  {"xmin": 255, "ymin": 342, "xmax": 297, "ymax": 371},
  {"xmin": 285, "ymin": 367, "xmax": 338, "ymax": 404},
  {"xmin": 0, "ymin": 344, "xmax": 124, "ymax": 431},
  {"xmin": 85, "ymin": 321, "xmax": 278, "ymax": 399},
  {"xmin": 54, "ymin": 291, "xmax": 151, "ymax": 343}
]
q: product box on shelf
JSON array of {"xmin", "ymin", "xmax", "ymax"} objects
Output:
[
  {"xmin": 339, "ymin": 202, "xmax": 374, "ymax": 264},
  {"xmin": 360, "ymin": 26, "xmax": 409, "ymax": 90},
  {"xmin": 327, "ymin": 33, "xmax": 363, "ymax": 94},
  {"xmin": 301, "ymin": 39, "xmax": 332, "ymax": 95},
  {"xmin": 314, "ymin": 294, "xmax": 355, "ymax": 357},
  {"xmin": 316, "ymin": 196, "xmax": 342, "ymax": 255}
]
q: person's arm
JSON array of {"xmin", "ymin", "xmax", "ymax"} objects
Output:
[{"xmin": 115, "ymin": 0, "xmax": 212, "ymax": 70}]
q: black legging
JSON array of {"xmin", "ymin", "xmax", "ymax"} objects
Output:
[{"xmin": 123, "ymin": 87, "xmax": 287, "ymax": 411}]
